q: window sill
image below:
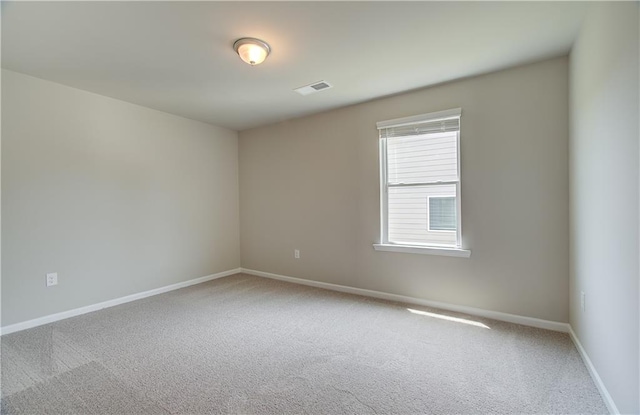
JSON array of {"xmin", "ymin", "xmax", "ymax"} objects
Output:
[{"xmin": 373, "ymin": 244, "xmax": 471, "ymax": 258}]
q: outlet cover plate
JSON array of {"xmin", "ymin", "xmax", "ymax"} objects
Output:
[{"xmin": 46, "ymin": 272, "xmax": 58, "ymax": 287}]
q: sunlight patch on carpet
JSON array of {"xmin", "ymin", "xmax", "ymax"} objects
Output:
[{"xmin": 407, "ymin": 308, "xmax": 491, "ymax": 329}]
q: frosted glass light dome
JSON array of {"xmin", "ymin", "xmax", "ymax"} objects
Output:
[{"xmin": 233, "ymin": 38, "xmax": 271, "ymax": 66}]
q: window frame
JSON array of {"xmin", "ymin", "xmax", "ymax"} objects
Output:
[{"xmin": 375, "ymin": 109, "xmax": 470, "ymax": 258}]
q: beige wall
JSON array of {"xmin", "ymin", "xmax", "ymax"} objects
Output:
[
  {"xmin": 569, "ymin": 2, "xmax": 639, "ymax": 413},
  {"xmin": 1, "ymin": 70, "xmax": 240, "ymax": 326},
  {"xmin": 239, "ymin": 57, "xmax": 570, "ymax": 323}
]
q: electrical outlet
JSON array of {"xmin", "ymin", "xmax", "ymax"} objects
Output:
[
  {"xmin": 294, "ymin": 249, "xmax": 300, "ymax": 259},
  {"xmin": 580, "ymin": 291, "xmax": 585, "ymax": 312},
  {"xmin": 46, "ymin": 272, "xmax": 58, "ymax": 287}
]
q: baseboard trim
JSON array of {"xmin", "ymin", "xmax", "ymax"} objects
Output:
[
  {"xmin": 568, "ymin": 326, "xmax": 619, "ymax": 414},
  {"xmin": 240, "ymin": 268, "xmax": 570, "ymax": 333},
  {"xmin": 0, "ymin": 268, "xmax": 242, "ymax": 336}
]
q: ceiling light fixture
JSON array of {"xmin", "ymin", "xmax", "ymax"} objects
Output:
[{"xmin": 233, "ymin": 38, "xmax": 271, "ymax": 66}]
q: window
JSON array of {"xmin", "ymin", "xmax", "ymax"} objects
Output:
[
  {"xmin": 428, "ymin": 196, "xmax": 456, "ymax": 231},
  {"xmin": 375, "ymin": 108, "xmax": 468, "ymax": 257}
]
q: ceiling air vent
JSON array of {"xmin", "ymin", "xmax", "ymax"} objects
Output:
[{"xmin": 294, "ymin": 80, "xmax": 333, "ymax": 96}]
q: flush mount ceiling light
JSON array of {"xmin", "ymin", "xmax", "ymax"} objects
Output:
[{"xmin": 233, "ymin": 38, "xmax": 271, "ymax": 66}]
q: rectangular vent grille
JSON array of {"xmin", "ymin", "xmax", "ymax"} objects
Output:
[
  {"xmin": 311, "ymin": 82, "xmax": 330, "ymax": 91},
  {"xmin": 294, "ymin": 80, "xmax": 333, "ymax": 96}
]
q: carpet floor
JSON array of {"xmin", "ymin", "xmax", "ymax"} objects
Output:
[{"xmin": 1, "ymin": 273, "xmax": 607, "ymax": 414}]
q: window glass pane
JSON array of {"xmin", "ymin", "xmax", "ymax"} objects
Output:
[
  {"xmin": 388, "ymin": 184, "xmax": 457, "ymax": 246},
  {"xmin": 387, "ymin": 131, "xmax": 458, "ymax": 184},
  {"xmin": 429, "ymin": 197, "xmax": 456, "ymax": 231}
]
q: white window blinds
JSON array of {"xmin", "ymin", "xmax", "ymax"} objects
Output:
[{"xmin": 377, "ymin": 108, "xmax": 461, "ymax": 138}]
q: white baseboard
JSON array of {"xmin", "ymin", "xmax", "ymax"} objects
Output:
[
  {"xmin": 0, "ymin": 268, "xmax": 242, "ymax": 336},
  {"xmin": 240, "ymin": 268, "xmax": 570, "ymax": 333},
  {"xmin": 569, "ymin": 327, "xmax": 619, "ymax": 414}
]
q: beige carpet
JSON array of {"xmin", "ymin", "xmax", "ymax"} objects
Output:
[{"xmin": 1, "ymin": 273, "xmax": 607, "ymax": 414}]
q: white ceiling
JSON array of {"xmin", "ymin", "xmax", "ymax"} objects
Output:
[{"xmin": 2, "ymin": 1, "xmax": 587, "ymax": 131}]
